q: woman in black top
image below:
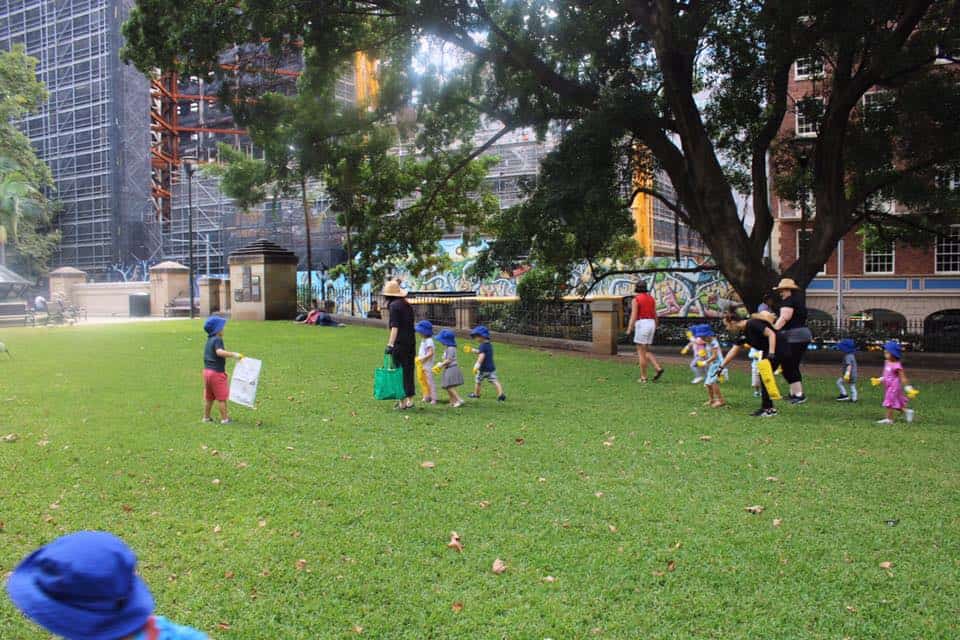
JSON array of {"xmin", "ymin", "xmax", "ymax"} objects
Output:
[
  {"xmin": 772, "ymin": 278, "xmax": 813, "ymax": 404},
  {"xmin": 719, "ymin": 310, "xmax": 783, "ymax": 417},
  {"xmin": 382, "ymin": 279, "xmax": 416, "ymax": 409}
]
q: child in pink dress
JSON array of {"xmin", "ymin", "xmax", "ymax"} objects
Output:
[{"xmin": 871, "ymin": 340, "xmax": 918, "ymax": 424}]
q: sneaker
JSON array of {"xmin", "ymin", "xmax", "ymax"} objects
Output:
[
  {"xmin": 876, "ymin": 418, "xmax": 894, "ymax": 425},
  {"xmin": 201, "ymin": 417, "xmax": 214, "ymax": 423},
  {"xmin": 220, "ymin": 418, "xmax": 232, "ymax": 425},
  {"xmin": 753, "ymin": 390, "xmax": 761, "ymax": 397},
  {"xmin": 835, "ymin": 394, "xmax": 850, "ymax": 402},
  {"xmin": 451, "ymin": 401, "xmax": 464, "ymax": 409},
  {"xmin": 468, "ymin": 393, "xmax": 480, "ymax": 399},
  {"xmin": 904, "ymin": 408, "xmax": 915, "ymax": 423},
  {"xmin": 789, "ymin": 395, "xmax": 808, "ymax": 405},
  {"xmin": 497, "ymin": 394, "xmax": 506, "ymax": 402},
  {"xmin": 652, "ymin": 369, "xmax": 664, "ymax": 382},
  {"xmin": 691, "ymin": 377, "xmax": 704, "ymax": 384},
  {"xmin": 750, "ymin": 408, "xmax": 767, "ymax": 417},
  {"xmin": 760, "ymin": 408, "xmax": 779, "ymax": 418}
]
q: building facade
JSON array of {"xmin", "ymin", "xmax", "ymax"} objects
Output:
[{"xmin": 770, "ymin": 56, "xmax": 960, "ymax": 330}]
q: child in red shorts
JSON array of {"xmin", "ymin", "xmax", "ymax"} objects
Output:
[{"xmin": 202, "ymin": 316, "xmax": 243, "ymax": 424}]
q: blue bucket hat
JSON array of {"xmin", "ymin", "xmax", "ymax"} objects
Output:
[
  {"xmin": 203, "ymin": 315, "xmax": 227, "ymax": 336},
  {"xmin": 697, "ymin": 324, "xmax": 715, "ymax": 338},
  {"xmin": 415, "ymin": 320, "xmax": 434, "ymax": 336},
  {"xmin": 836, "ymin": 338, "xmax": 856, "ymax": 354},
  {"xmin": 7, "ymin": 531, "xmax": 155, "ymax": 640},
  {"xmin": 690, "ymin": 323, "xmax": 710, "ymax": 338},
  {"xmin": 884, "ymin": 340, "xmax": 903, "ymax": 360},
  {"xmin": 437, "ymin": 329, "xmax": 457, "ymax": 347},
  {"xmin": 469, "ymin": 325, "xmax": 490, "ymax": 340}
]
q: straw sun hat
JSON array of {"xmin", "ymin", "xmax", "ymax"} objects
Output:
[
  {"xmin": 773, "ymin": 278, "xmax": 800, "ymax": 291},
  {"xmin": 381, "ymin": 279, "xmax": 408, "ymax": 297}
]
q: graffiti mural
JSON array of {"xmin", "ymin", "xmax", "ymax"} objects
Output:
[{"xmin": 301, "ymin": 240, "xmax": 740, "ymax": 318}]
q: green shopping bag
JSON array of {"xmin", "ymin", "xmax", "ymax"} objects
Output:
[{"xmin": 374, "ymin": 355, "xmax": 406, "ymax": 400}]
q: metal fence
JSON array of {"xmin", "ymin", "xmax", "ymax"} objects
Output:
[{"xmin": 476, "ymin": 300, "xmax": 593, "ymax": 342}]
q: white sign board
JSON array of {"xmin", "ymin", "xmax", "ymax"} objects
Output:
[{"xmin": 229, "ymin": 357, "xmax": 262, "ymax": 408}]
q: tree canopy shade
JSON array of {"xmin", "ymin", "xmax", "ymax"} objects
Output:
[{"xmin": 123, "ymin": 1, "xmax": 960, "ymax": 307}]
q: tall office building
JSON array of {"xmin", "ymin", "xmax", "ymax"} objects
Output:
[{"xmin": 0, "ymin": 0, "xmax": 151, "ymax": 273}]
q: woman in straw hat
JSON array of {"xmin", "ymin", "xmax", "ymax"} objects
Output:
[
  {"xmin": 771, "ymin": 277, "xmax": 813, "ymax": 404},
  {"xmin": 383, "ymin": 279, "xmax": 416, "ymax": 409}
]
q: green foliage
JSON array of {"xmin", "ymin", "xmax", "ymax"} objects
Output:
[
  {"xmin": 1, "ymin": 321, "xmax": 959, "ymax": 638},
  {"xmin": 0, "ymin": 46, "xmax": 58, "ymax": 278}
]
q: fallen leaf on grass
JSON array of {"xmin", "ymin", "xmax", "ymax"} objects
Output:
[
  {"xmin": 291, "ymin": 531, "xmax": 301, "ymax": 538},
  {"xmin": 772, "ymin": 518, "xmax": 782, "ymax": 527},
  {"xmin": 538, "ymin": 476, "xmax": 547, "ymax": 483},
  {"xmin": 2, "ymin": 433, "xmax": 18, "ymax": 442},
  {"xmin": 879, "ymin": 561, "xmax": 893, "ymax": 570},
  {"xmin": 420, "ymin": 461, "xmax": 436, "ymax": 469},
  {"xmin": 258, "ymin": 519, "xmax": 267, "ymax": 528},
  {"xmin": 217, "ymin": 622, "xmax": 231, "ymax": 630},
  {"xmin": 594, "ymin": 491, "xmax": 604, "ymax": 498},
  {"xmin": 224, "ymin": 571, "xmax": 235, "ymax": 579},
  {"xmin": 652, "ymin": 570, "xmax": 666, "ymax": 577},
  {"xmin": 213, "ymin": 525, "xmax": 222, "ymax": 534},
  {"xmin": 478, "ymin": 501, "xmax": 490, "ymax": 509},
  {"xmin": 49, "ymin": 502, "xmax": 60, "ymax": 510},
  {"xmin": 236, "ymin": 462, "xmax": 248, "ymax": 469},
  {"xmin": 285, "ymin": 446, "xmax": 295, "ymax": 451},
  {"xmin": 846, "ymin": 605, "xmax": 858, "ymax": 613},
  {"xmin": 351, "ymin": 625, "xmax": 364, "ymax": 634},
  {"xmin": 699, "ymin": 435, "xmax": 712, "ymax": 442},
  {"xmin": 492, "ymin": 558, "xmax": 507, "ymax": 574},
  {"xmin": 514, "ymin": 437, "xmax": 525, "ymax": 445},
  {"xmin": 121, "ymin": 504, "xmax": 133, "ymax": 513},
  {"xmin": 765, "ymin": 476, "xmax": 780, "ymax": 482},
  {"xmin": 295, "ymin": 559, "xmax": 307, "ymax": 571},
  {"xmin": 447, "ymin": 531, "xmax": 463, "ymax": 552},
  {"xmin": 260, "ymin": 569, "xmax": 271, "ymax": 577},
  {"xmin": 666, "ymin": 560, "xmax": 676, "ymax": 572},
  {"xmin": 542, "ymin": 575, "xmax": 557, "ymax": 583},
  {"xmin": 451, "ymin": 602, "xmax": 464, "ymax": 612},
  {"xmin": 212, "ymin": 478, "xmax": 221, "ymax": 486},
  {"xmin": 608, "ymin": 524, "xmax": 618, "ymax": 533},
  {"xmin": 37, "ymin": 439, "xmax": 49, "ymax": 447},
  {"xmin": 745, "ymin": 505, "xmax": 764, "ymax": 514}
]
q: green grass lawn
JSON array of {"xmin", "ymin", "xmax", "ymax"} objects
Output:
[{"xmin": 0, "ymin": 320, "xmax": 957, "ymax": 639}]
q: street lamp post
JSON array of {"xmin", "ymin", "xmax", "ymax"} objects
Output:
[{"xmin": 183, "ymin": 161, "xmax": 196, "ymax": 319}]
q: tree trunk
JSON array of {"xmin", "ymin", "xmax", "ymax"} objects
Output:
[{"xmin": 300, "ymin": 172, "xmax": 313, "ymax": 303}]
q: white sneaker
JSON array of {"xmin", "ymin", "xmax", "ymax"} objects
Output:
[
  {"xmin": 691, "ymin": 377, "xmax": 704, "ymax": 384},
  {"xmin": 201, "ymin": 417, "xmax": 214, "ymax": 424},
  {"xmin": 876, "ymin": 418, "xmax": 894, "ymax": 425},
  {"xmin": 220, "ymin": 418, "xmax": 233, "ymax": 425},
  {"xmin": 904, "ymin": 409, "xmax": 915, "ymax": 423}
]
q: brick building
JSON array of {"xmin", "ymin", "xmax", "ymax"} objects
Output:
[{"xmin": 770, "ymin": 56, "xmax": 960, "ymax": 334}]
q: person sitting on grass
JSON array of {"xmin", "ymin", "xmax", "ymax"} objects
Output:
[
  {"xmin": 296, "ymin": 299, "xmax": 321, "ymax": 324},
  {"xmin": 7, "ymin": 531, "xmax": 208, "ymax": 639},
  {"xmin": 467, "ymin": 325, "xmax": 506, "ymax": 402},
  {"xmin": 202, "ymin": 316, "xmax": 243, "ymax": 425}
]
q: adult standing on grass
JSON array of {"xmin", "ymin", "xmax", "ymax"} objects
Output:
[
  {"xmin": 383, "ymin": 279, "xmax": 416, "ymax": 410},
  {"xmin": 718, "ymin": 309, "xmax": 783, "ymax": 418},
  {"xmin": 626, "ymin": 280, "xmax": 664, "ymax": 383},
  {"xmin": 771, "ymin": 278, "xmax": 813, "ymax": 405}
]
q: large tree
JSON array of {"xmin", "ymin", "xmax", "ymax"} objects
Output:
[
  {"xmin": 0, "ymin": 45, "xmax": 59, "ymax": 279},
  {"xmin": 123, "ymin": 1, "xmax": 960, "ymax": 307}
]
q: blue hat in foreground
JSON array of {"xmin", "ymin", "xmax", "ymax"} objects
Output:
[
  {"xmin": 836, "ymin": 338, "xmax": 857, "ymax": 354},
  {"xmin": 884, "ymin": 340, "xmax": 903, "ymax": 359},
  {"xmin": 415, "ymin": 320, "xmax": 434, "ymax": 336},
  {"xmin": 7, "ymin": 531, "xmax": 155, "ymax": 640},
  {"xmin": 691, "ymin": 323, "xmax": 711, "ymax": 338},
  {"xmin": 204, "ymin": 315, "xmax": 227, "ymax": 336},
  {"xmin": 437, "ymin": 329, "xmax": 457, "ymax": 347},
  {"xmin": 469, "ymin": 325, "xmax": 490, "ymax": 340}
]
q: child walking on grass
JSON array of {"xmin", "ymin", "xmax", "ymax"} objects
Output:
[
  {"xmin": 835, "ymin": 338, "xmax": 859, "ymax": 403},
  {"xmin": 681, "ymin": 328, "xmax": 706, "ymax": 384},
  {"xmin": 7, "ymin": 531, "xmax": 207, "ymax": 639},
  {"xmin": 695, "ymin": 324, "xmax": 727, "ymax": 408},
  {"xmin": 202, "ymin": 316, "xmax": 243, "ymax": 425},
  {"xmin": 871, "ymin": 340, "xmax": 918, "ymax": 425},
  {"xmin": 434, "ymin": 329, "xmax": 465, "ymax": 408},
  {"xmin": 467, "ymin": 325, "xmax": 506, "ymax": 402},
  {"xmin": 415, "ymin": 320, "xmax": 437, "ymax": 404}
]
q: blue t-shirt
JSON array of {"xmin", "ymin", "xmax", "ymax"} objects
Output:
[
  {"xmin": 133, "ymin": 615, "xmax": 208, "ymax": 639},
  {"xmin": 204, "ymin": 336, "xmax": 225, "ymax": 372},
  {"xmin": 478, "ymin": 342, "xmax": 495, "ymax": 372}
]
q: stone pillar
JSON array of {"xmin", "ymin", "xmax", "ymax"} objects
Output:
[
  {"xmin": 48, "ymin": 267, "xmax": 87, "ymax": 303},
  {"xmin": 590, "ymin": 298, "xmax": 622, "ymax": 355},
  {"xmin": 228, "ymin": 240, "xmax": 299, "ymax": 321},
  {"xmin": 198, "ymin": 277, "xmax": 221, "ymax": 316},
  {"xmin": 455, "ymin": 299, "xmax": 479, "ymax": 331},
  {"xmin": 149, "ymin": 261, "xmax": 190, "ymax": 317},
  {"xmin": 219, "ymin": 278, "xmax": 231, "ymax": 313}
]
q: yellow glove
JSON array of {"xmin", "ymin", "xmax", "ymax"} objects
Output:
[
  {"xmin": 235, "ymin": 353, "xmax": 244, "ymax": 360},
  {"xmin": 473, "ymin": 364, "xmax": 480, "ymax": 373},
  {"xmin": 696, "ymin": 360, "xmax": 707, "ymax": 368},
  {"xmin": 697, "ymin": 349, "xmax": 707, "ymax": 358},
  {"xmin": 843, "ymin": 372, "xmax": 851, "ymax": 382},
  {"xmin": 685, "ymin": 331, "xmax": 693, "ymax": 340},
  {"xmin": 718, "ymin": 369, "xmax": 728, "ymax": 383},
  {"xmin": 415, "ymin": 355, "xmax": 423, "ymax": 364},
  {"xmin": 680, "ymin": 346, "xmax": 690, "ymax": 355},
  {"xmin": 463, "ymin": 345, "xmax": 474, "ymax": 354},
  {"xmin": 870, "ymin": 377, "xmax": 882, "ymax": 387},
  {"xmin": 432, "ymin": 364, "xmax": 444, "ymax": 375},
  {"xmin": 905, "ymin": 385, "xmax": 919, "ymax": 399}
]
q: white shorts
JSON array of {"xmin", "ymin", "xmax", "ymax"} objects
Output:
[{"xmin": 633, "ymin": 319, "xmax": 657, "ymax": 345}]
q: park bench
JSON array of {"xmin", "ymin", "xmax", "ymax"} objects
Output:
[
  {"xmin": 164, "ymin": 295, "xmax": 198, "ymax": 317},
  {"xmin": 0, "ymin": 301, "xmax": 27, "ymax": 327}
]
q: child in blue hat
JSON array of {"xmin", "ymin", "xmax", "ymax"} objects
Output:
[
  {"xmin": 871, "ymin": 340, "xmax": 918, "ymax": 424},
  {"xmin": 7, "ymin": 531, "xmax": 207, "ymax": 639},
  {"xmin": 467, "ymin": 325, "xmax": 506, "ymax": 402},
  {"xmin": 433, "ymin": 329, "xmax": 465, "ymax": 408},
  {"xmin": 681, "ymin": 325, "xmax": 707, "ymax": 384},
  {"xmin": 202, "ymin": 316, "xmax": 244, "ymax": 424},
  {"xmin": 835, "ymin": 338, "xmax": 859, "ymax": 402},
  {"xmin": 695, "ymin": 324, "xmax": 727, "ymax": 408},
  {"xmin": 415, "ymin": 320, "xmax": 437, "ymax": 404}
]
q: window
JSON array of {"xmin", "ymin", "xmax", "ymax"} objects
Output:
[
  {"xmin": 795, "ymin": 97, "xmax": 822, "ymax": 137},
  {"xmin": 936, "ymin": 225, "xmax": 960, "ymax": 273},
  {"xmin": 864, "ymin": 241, "xmax": 895, "ymax": 274},
  {"xmin": 796, "ymin": 229, "xmax": 826, "ymax": 274},
  {"xmin": 795, "ymin": 57, "xmax": 824, "ymax": 80},
  {"xmin": 935, "ymin": 169, "xmax": 960, "ymax": 191},
  {"xmin": 862, "ymin": 91, "xmax": 891, "ymax": 126}
]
